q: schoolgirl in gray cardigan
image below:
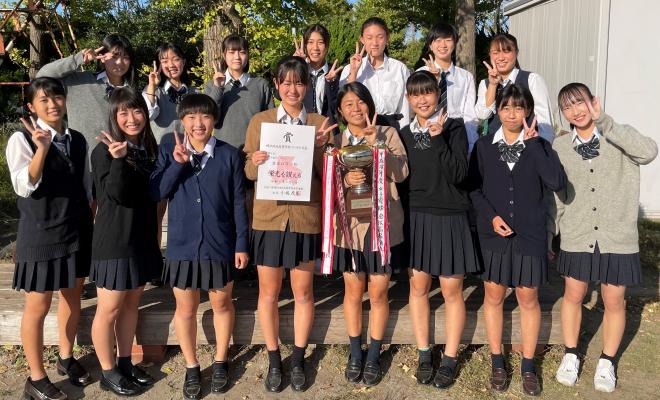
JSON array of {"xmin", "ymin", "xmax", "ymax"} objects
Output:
[{"xmin": 551, "ymin": 83, "xmax": 657, "ymax": 393}]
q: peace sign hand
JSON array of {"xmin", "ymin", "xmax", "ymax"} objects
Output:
[
  {"xmin": 293, "ymin": 37, "xmax": 306, "ymax": 58},
  {"xmin": 585, "ymin": 94, "xmax": 602, "ymax": 120},
  {"xmin": 21, "ymin": 116, "xmax": 51, "ymax": 151},
  {"xmin": 523, "ymin": 116, "xmax": 539, "ymax": 140},
  {"xmin": 483, "ymin": 61, "xmax": 501, "ymax": 86},
  {"xmin": 96, "ymin": 130, "xmax": 127, "ymax": 158},
  {"xmin": 172, "ymin": 130, "xmax": 191, "ymax": 164},
  {"xmin": 212, "ymin": 61, "xmax": 226, "ymax": 88},
  {"xmin": 148, "ymin": 61, "xmax": 161, "ymax": 87},
  {"xmin": 325, "ymin": 60, "xmax": 345, "ymax": 82},
  {"xmin": 82, "ymin": 47, "xmax": 105, "ymax": 64},
  {"xmin": 315, "ymin": 117, "xmax": 338, "ymax": 148},
  {"xmin": 423, "ymin": 53, "xmax": 440, "ymax": 78},
  {"xmin": 363, "ymin": 113, "xmax": 379, "ymax": 144},
  {"xmin": 427, "ymin": 107, "xmax": 447, "ymax": 137},
  {"xmin": 350, "ymin": 42, "xmax": 367, "ymax": 72},
  {"xmin": 95, "ymin": 47, "xmax": 114, "ymax": 63}
]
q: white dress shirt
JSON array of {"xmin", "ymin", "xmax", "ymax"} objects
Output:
[
  {"xmin": 492, "ymin": 127, "xmax": 525, "ymax": 170},
  {"xmin": 143, "ymin": 80, "xmax": 197, "ymax": 120},
  {"xmin": 276, "ymin": 104, "xmax": 308, "ymax": 125},
  {"xmin": 572, "ymin": 127, "xmax": 601, "ymax": 163},
  {"xmin": 476, "ymin": 68, "xmax": 554, "ymax": 142},
  {"xmin": 226, "ymin": 70, "xmax": 250, "ymax": 87},
  {"xmin": 186, "ymin": 135, "xmax": 216, "ymax": 171},
  {"xmin": 6, "ymin": 119, "xmax": 92, "ymax": 200},
  {"xmin": 417, "ymin": 62, "xmax": 478, "ymax": 151},
  {"xmin": 339, "ymin": 55, "xmax": 411, "ymax": 128},
  {"xmin": 409, "ymin": 109, "xmax": 442, "ymax": 134}
]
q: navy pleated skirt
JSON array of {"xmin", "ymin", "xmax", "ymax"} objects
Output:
[
  {"xmin": 91, "ymin": 252, "xmax": 162, "ymax": 291},
  {"xmin": 479, "ymin": 240, "xmax": 547, "ymax": 288},
  {"xmin": 163, "ymin": 259, "xmax": 234, "ymax": 291},
  {"xmin": 407, "ymin": 211, "xmax": 481, "ymax": 277},
  {"xmin": 333, "ymin": 227, "xmax": 395, "ymax": 275},
  {"xmin": 13, "ymin": 250, "xmax": 90, "ymax": 293},
  {"xmin": 557, "ymin": 242, "xmax": 641, "ymax": 286},
  {"xmin": 251, "ymin": 229, "xmax": 321, "ymax": 269}
]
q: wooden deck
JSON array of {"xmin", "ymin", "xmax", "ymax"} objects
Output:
[{"xmin": 0, "ymin": 263, "xmax": 564, "ymax": 345}]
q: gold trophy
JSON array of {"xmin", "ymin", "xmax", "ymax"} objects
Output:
[{"xmin": 337, "ymin": 144, "xmax": 373, "ymax": 218}]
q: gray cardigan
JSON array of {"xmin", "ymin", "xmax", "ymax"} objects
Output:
[
  {"xmin": 552, "ymin": 113, "xmax": 657, "ymax": 254},
  {"xmin": 36, "ymin": 52, "xmax": 115, "ymax": 149}
]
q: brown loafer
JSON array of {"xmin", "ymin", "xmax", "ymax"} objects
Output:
[
  {"xmin": 522, "ymin": 371, "xmax": 541, "ymax": 396},
  {"xmin": 490, "ymin": 367, "xmax": 508, "ymax": 391}
]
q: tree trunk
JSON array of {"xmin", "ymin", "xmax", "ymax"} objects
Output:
[
  {"xmin": 202, "ymin": 2, "xmax": 243, "ymax": 75},
  {"xmin": 455, "ymin": 0, "xmax": 476, "ymax": 77},
  {"xmin": 28, "ymin": 3, "xmax": 46, "ymax": 79}
]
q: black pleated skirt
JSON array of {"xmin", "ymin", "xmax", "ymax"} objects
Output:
[
  {"xmin": 333, "ymin": 227, "xmax": 395, "ymax": 275},
  {"xmin": 251, "ymin": 229, "xmax": 322, "ymax": 269},
  {"xmin": 13, "ymin": 250, "xmax": 90, "ymax": 293},
  {"xmin": 557, "ymin": 243, "xmax": 641, "ymax": 286},
  {"xmin": 407, "ymin": 211, "xmax": 481, "ymax": 277},
  {"xmin": 91, "ymin": 252, "xmax": 163, "ymax": 291},
  {"xmin": 163, "ymin": 259, "xmax": 234, "ymax": 291},
  {"xmin": 479, "ymin": 240, "xmax": 547, "ymax": 288}
]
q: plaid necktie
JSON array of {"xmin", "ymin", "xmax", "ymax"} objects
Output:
[
  {"xmin": 497, "ymin": 139, "xmax": 524, "ymax": 163},
  {"xmin": 310, "ymin": 70, "xmax": 324, "ymax": 113},
  {"xmin": 438, "ymin": 70, "xmax": 449, "ymax": 111},
  {"xmin": 574, "ymin": 135, "xmax": 600, "ymax": 160},
  {"xmin": 167, "ymin": 85, "xmax": 188, "ymax": 104},
  {"xmin": 412, "ymin": 129, "xmax": 432, "ymax": 150},
  {"xmin": 231, "ymin": 79, "xmax": 242, "ymax": 89},
  {"xmin": 191, "ymin": 151, "xmax": 206, "ymax": 174},
  {"xmin": 105, "ymin": 84, "xmax": 115, "ymax": 100},
  {"xmin": 52, "ymin": 133, "xmax": 70, "ymax": 157}
]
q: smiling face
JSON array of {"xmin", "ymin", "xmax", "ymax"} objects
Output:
[
  {"xmin": 497, "ymin": 99, "xmax": 527, "ymax": 133},
  {"xmin": 116, "ymin": 105, "xmax": 146, "ymax": 140},
  {"xmin": 305, "ymin": 31, "xmax": 328, "ymax": 65},
  {"xmin": 103, "ymin": 46, "xmax": 131, "ymax": 81},
  {"xmin": 339, "ymin": 91, "xmax": 370, "ymax": 127},
  {"xmin": 408, "ymin": 90, "xmax": 439, "ymax": 120},
  {"xmin": 27, "ymin": 89, "xmax": 66, "ymax": 127},
  {"xmin": 361, "ymin": 24, "xmax": 388, "ymax": 59},
  {"xmin": 489, "ymin": 43, "xmax": 517, "ymax": 76},
  {"xmin": 159, "ymin": 49, "xmax": 185, "ymax": 81},
  {"xmin": 182, "ymin": 111, "xmax": 215, "ymax": 144},
  {"xmin": 223, "ymin": 47, "xmax": 248, "ymax": 76},
  {"xmin": 430, "ymin": 36, "xmax": 455, "ymax": 63},
  {"xmin": 275, "ymin": 71, "xmax": 307, "ymax": 109},
  {"xmin": 560, "ymin": 91, "xmax": 594, "ymax": 130}
]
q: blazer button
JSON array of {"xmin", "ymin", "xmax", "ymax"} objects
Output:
[
  {"xmin": 592, "ymin": 207, "xmax": 597, "ymax": 211},
  {"xmin": 591, "ymin": 188, "xmax": 595, "ymax": 192},
  {"xmin": 196, "ymin": 198, "xmax": 201, "ymax": 203},
  {"xmin": 509, "ymin": 200, "xmax": 514, "ymax": 205},
  {"xmin": 594, "ymin": 226, "xmax": 598, "ymax": 230},
  {"xmin": 590, "ymin": 169, "xmax": 594, "ymax": 173}
]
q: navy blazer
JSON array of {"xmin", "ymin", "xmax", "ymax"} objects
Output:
[
  {"xmin": 149, "ymin": 133, "xmax": 249, "ymax": 262},
  {"xmin": 468, "ymin": 135, "xmax": 566, "ymax": 256}
]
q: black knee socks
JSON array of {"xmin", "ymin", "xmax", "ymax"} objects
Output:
[
  {"xmin": 102, "ymin": 366, "xmax": 125, "ymax": 384},
  {"xmin": 491, "ymin": 353, "xmax": 505, "ymax": 370},
  {"xmin": 366, "ymin": 338, "xmax": 382, "ymax": 364},
  {"xmin": 291, "ymin": 345, "xmax": 306, "ymax": 369},
  {"xmin": 521, "ymin": 357, "xmax": 535, "ymax": 374},
  {"xmin": 268, "ymin": 348, "xmax": 282, "ymax": 369},
  {"xmin": 349, "ymin": 336, "xmax": 363, "ymax": 361},
  {"xmin": 117, "ymin": 356, "xmax": 133, "ymax": 375},
  {"xmin": 30, "ymin": 376, "xmax": 53, "ymax": 392}
]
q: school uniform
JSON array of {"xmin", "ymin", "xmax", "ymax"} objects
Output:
[
  {"xmin": 303, "ymin": 62, "xmax": 339, "ymax": 126},
  {"xmin": 475, "ymin": 68, "xmax": 554, "ymax": 142},
  {"xmin": 552, "ymin": 114, "xmax": 658, "ymax": 285},
  {"xmin": 37, "ymin": 53, "xmax": 129, "ymax": 147},
  {"xmin": 417, "ymin": 63, "xmax": 479, "ymax": 152},
  {"xmin": 143, "ymin": 80, "xmax": 199, "ymax": 143},
  {"xmin": 90, "ymin": 142, "xmax": 162, "ymax": 290},
  {"xmin": 399, "ymin": 113, "xmax": 480, "ymax": 276},
  {"xmin": 149, "ymin": 135, "xmax": 249, "ymax": 290},
  {"xmin": 339, "ymin": 55, "xmax": 411, "ymax": 129},
  {"xmin": 468, "ymin": 128, "xmax": 566, "ymax": 287},
  {"xmin": 204, "ymin": 72, "xmax": 274, "ymax": 149},
  {"xmin": 6, "ymin": 120, "xmax": 93, "ymax": 292},
  {"xmin": 332, "ymin": 126, "xmax": 408, "ymax": 274},
  {"xmin": 244, "ymin": 106, "xmax": 327, "ymax": 268}
]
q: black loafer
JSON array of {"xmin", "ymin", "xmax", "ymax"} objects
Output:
[
  {"xmin": 56, "ymin": 357, "xmax": 93, "ymax": 386},
  {"xmin": 291, "ymin": 365, "xmax": 306, "ymax": 392},
  {"xmin": 433, "ymin": 365, "xmax": 456, "ymax": 389},
  {"xmin": 182, "ymin": 371, "xmax": 201, "ymax": 400},
  {"xmin": 125, "ymin": 365, "xmax": 154, "ymax": 387},
  {"xmin": 362, "ymin": 361, "xmax": 382, "ymax": 386},
  {"xmin": 100, "ymin": 375, "xmax": 143, "ymax": 397},
  {"xmin": 211, "ymin": 363, "xmax": 230, "ymax": 393},
  {"xmin": 264, "ymin": 367, "xmax": 283, "ymax": 393},
  {"xmin": 345, "ymin": 356, "xmax": 363, "ymax": 383},
  {"xmin": 23, "ymin": 377, "xmax": 67, "ymax": 400},
  {"xmin": 416, "ymin": 361, "xmax": 434, "ymax": 384}
]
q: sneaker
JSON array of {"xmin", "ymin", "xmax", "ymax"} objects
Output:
[
  {"xmin": 555, "ymin": 353, "xmax": 580, "ymax": 386},
  {"xmin": 594, "ymin": 358, "xmax": 616, "ymax": 393}
]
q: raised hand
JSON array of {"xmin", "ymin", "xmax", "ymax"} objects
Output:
[
  {"xmin": 315, "ymin": 117, "xmax": 338, "ymax": 147},
  {"xmin": 95, "ymin": 47, "xmax": 114, "ymax": 63},
  {"xmin": 350, "ymin": 42, "xmax": 367, "ymax": 74},
  {"xmin": 148, "ymin": 61, "xmax": 161, "ymax": 87},
  {"xmin": 96, "ymin": 130, "xmax": 127, "ymax": 158},
  {"xmin": 492, "ymin": 215, "xmax": 514, "ymax": 237},
  {"xmin": 82, "ymin": 47, "xmax": 105, "ymax": 64},
  {"xmin": 21, "ymin": 116, "xmax": 51, "ymax": 151},
  {"xmin": 423, "ymin": 53, "xmax": 440, "ymax": 77},
  {"xmin": 483, "ymin": 61, "xmax": 501, "ymax": 86},
  {"xmin": 362, "ymin": 112, "xmax": 379, "ymax": 144},
  {"xmin": 585, "ymin": 94, "xmax": 602, "ymax": 120},
  {"xmin": 212, "ymin": 60, "xmax": 226, "ymax": 87},
  {"xmin": 172, "ymin": 129, "xmax": 191, "ymax": 164},
  {"xmin": 427, "ymin": 107, "xmax": 447, "ymax": 137},
  {"xmin": 293, "ymin": 37, "xmax": 306, "ymax": 58},
  {"xmin": 523, "ymin": 115, "xmax": 539, "ymax": 140},
  {"xmin": 325, "ymin": 59, "xmax": 345, "ymax": 82}
]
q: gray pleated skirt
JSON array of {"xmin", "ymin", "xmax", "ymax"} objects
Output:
[
  {"xmin": 164, "ymin": 259, "xmax": 234, "ymax": 291},
  {"xmin": 407, "ymin": 211, "xmax": 481, "ymax": 277},
  {"xmin": 479, "ymin": 240, "xmax": 547, "ymax": 288},
  {"xmin": 251, "ymin": 229, "xmax": 322, "ymax": 269},
  {"xmin": 13, "ymin": 250, "xmax": 90, "ymax": 293},
  {"xmin": 91, "ymin": 253, "xmax": 163, "ymax": 291},
  {"xmin": 557, "ymin": 242, "xmax": 641, "ymax": 286}
]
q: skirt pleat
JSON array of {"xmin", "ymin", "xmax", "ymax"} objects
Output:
[
  {"xmin": 13, "ymin": 250, "xmax": 89, "ymax": 293},
  {"xmin": 163, "ymin": 259, "xmax": 234, "ymax": 291},
  {"xmin": 557, "ymin": 243, "xmax": 641, "ymax": 286},
  {"xmin": 479, "ymin": 240, "xmax": 547, "ymax": 288},
  {"xmin": 251, "ymin": 229, "xmax": 322, "ymax": 269},
  {"xmin": 91, "ymin": 252, "xmax": 162, "ymax": 291},
  {"xmin": 333, "ymin": 227, "xmax": 396, "ymax": 275}
]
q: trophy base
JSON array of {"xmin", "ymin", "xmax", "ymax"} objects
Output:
[{"xmin": 346, "ymin": 191, "xmax": 373, "ymax": 218}]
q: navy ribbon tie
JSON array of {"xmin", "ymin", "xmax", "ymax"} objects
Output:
[
  {"xmin": 191, "ymin": 151, "xmax": 206, "ymax": 174},
  {"xmin": 167, "ymin": 86, "xmax": 188, "ymax": 104},
  {"xmin": 52, "ymin": 134, "xmax": 70, "ymax": 157},
  {"xmin": 412, "ymin": 130, "xmax": 432, "ymax": 150},
  {"xmin": 574, "ymin": 135, "xmax": 600, "ymax": 160},
  {"xmin": 497, "ymin": 139, "xmax": 524, "ymax": 163},
  {"xmin": 105, "ymin": 84, "xmax": 115, "ymax": 99},
  {"xmin": 232, "ymin": 79, "xmax": 242, "ymax": 89}
]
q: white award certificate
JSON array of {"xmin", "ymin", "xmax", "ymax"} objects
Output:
[{"xmin": 256, "ymin": 122, "xmax": 315, "ymax": 201}]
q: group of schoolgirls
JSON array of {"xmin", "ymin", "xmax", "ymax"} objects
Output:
[{"xmin": 7, "ymin": 14, "xmax": 656, "ymax": 400}]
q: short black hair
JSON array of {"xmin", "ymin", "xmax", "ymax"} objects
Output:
[
  {"xmin": 303, "ymin": 24, "xmax": 330, "ymax": 48},
  {"xmin": 274, "ymin": 56, "xmax": 310, "ymax": 86},
  {"xmin": 496, "ymin": 84, "xmax": 534, "ymax": 115},
  {"xmin": 100, "ymin": 34, "xmax": 135, "ymax": 85},
  {"xmin": 425, "ymin": 21, "xmax": 458, "ymax": 49},
  {"xmin": 361, "ymin": 17, "xmax": 389, "ymax": 36},
  {"xmin": 337, "ymin": 82, "xmax": 376, "ymax": 125},
  {"xmin": 25, "ymin": 77, "xmax": 67, "ymax": 104},
  {"xmin": 155, "ymin": 42, "xmax": 191, "ymax": 86},
  {"xmin": 221, "ymin": 34, "xmax": 250, "ymax": 72},
  {"xmin": 176, "ymin": 93, "xmax": 218, "ymax": 120},
  {"xmin": 406, "ymin": 71, "xmax": 439, "ymax": 96}
]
